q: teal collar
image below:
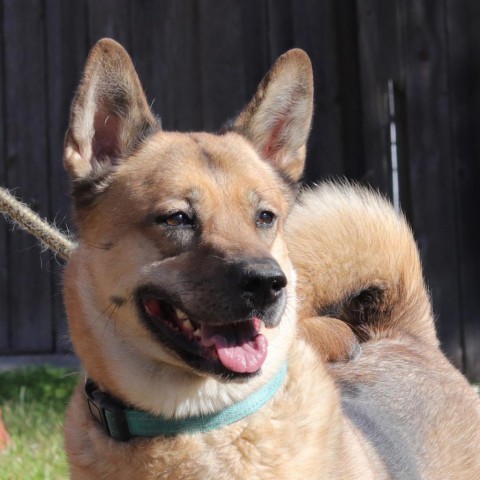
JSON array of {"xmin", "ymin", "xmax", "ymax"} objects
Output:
[{"xmin": 85, "ymin": 363, "xmax": 288, "ymax": 441}]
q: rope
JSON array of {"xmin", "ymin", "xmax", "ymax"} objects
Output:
[{"xmin": 0, "ymin": 186, "xmax": 75, "ymax": 260}]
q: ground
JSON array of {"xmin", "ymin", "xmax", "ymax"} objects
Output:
[{"xmin": 0, "ymin": 366, "xmax": 78, "ymax": 480}]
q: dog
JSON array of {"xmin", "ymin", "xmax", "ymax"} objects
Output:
[{"xmin": 63, "ymin": 38, "xmax": 480, "ymax": 479}]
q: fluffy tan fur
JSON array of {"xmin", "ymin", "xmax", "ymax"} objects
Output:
[
  {"xmin": 63, "ymin": 39, "xmax": 480, "ymax": 479},
  {"xmin": 288, "ymin": 184, "xmax": 437, "ymax": 346}
]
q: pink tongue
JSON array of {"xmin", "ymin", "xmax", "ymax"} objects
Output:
[
  {"xmin": 214, "ymin": 334, "xmax": 267, "ymax": 373},
  {"xmin": 201, "ymin": 322, "xmax": 268, "ymax": 374}
]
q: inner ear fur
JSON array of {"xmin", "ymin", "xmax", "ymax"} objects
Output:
[
  {"xmin": 232, "ymin": 49, "xmax": 314, "ymax": 183},
  {"xmin": 64, "ymin": 38, "xmax": 158, "ymax": 180}
]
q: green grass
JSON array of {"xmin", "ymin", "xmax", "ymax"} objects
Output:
[{"xmin": 0, "ymin": 366, "xmax": 79, "ymax": 480}]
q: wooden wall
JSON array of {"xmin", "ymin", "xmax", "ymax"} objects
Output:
[{"xmin": 0, "ymin": 0, "xmax": 479, "ymax": 379}]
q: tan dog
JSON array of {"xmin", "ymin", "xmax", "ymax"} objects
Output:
[{"xmin": 63, "ymin": 39, "xmax": 480, "ymax": 479}]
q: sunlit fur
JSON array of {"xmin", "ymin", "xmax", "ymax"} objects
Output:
[{"xmin": 63, "ymin": 39, "xmax": 480, "ymax": 479}]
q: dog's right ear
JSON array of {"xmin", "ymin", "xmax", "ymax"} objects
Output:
[{"xmin": 64, "ymin": 38, "xmax": 158, "ymax": 180}]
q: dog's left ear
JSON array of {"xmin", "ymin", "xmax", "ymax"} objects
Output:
[{"xmin": 232, "ymin": 49, "xmax": 313, "ymax": 182}]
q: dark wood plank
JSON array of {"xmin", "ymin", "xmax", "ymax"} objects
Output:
[
  {"xmin": 3, "ymin": 0, "xmax": 53, "ymax": 352},
  {"xmin": 266, "ymin": 0, "xmax": 294, "ymax": 62},
  {"xmin": 87, "ymin": 0, "xmax": 131, "ymax": 50},
  {"xmin": 401, "ymin": 0, "xmax": 463, "ymax": 368},
  {"xmin": 131, "ymin": 0, "xmax": 203, "ymax": 131},
  {"xmin": 239, "ymin": 0, "xmax": 270, "ymax": 101},
  {"xmin": 158, "ymin": 0, "xmax": 203, "ymax": 131},
  {"xmin": 45, "ymin": 0, "xmax": 88, "ymax": 353},
  {"xmin": 291, "ymin": 0, "xmax": 344, "ymax": 182},
  {"xmin": 198, "ymin": 0, "xmax": 246, "ymax": 131},
  {"xmin": 0, "ymin": 220, "xmax": 7, "ymax": 350},
  {"xmin": 332, "ymin": 0, "xmax": 365, "ymax": 182},
  {"xmin": 130, "ymin": 0, "xmax": 169, "ymax": 125},
  {"xmin": 0, "ymin": 0, "xmax": 9, "ymax": 351},
  {"xmin": 355, "ymin": 0, "xmax": 406, "ymax": 195},
  {"xmin": 445, "ymin": 0, "xmax": 480, "ymax": 379}
]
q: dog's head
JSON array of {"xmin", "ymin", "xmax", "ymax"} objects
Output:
[{"xmin": 63, "ymin": 39, "xmax": 313, "ymax": 416}]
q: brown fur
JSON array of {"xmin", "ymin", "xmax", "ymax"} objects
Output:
[
  {"xmin": 288, "ymin": 184, "xmax": 437, "ymax": 345},
  {"xmin": 63, "ymin": 39, "xmax": 480, "ymax": 479}
]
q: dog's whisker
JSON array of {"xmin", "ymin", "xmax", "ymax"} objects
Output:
[
  {"xmin": 84, "ymin": 242, "xmax": 115, "ymax": 251},
  {"xmin": 101, "ymin": 302, "xmax": 122, "ymax": 339}
]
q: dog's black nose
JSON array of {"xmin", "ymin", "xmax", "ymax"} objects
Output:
[{"xmin": 237, "ymin": 258, "xmax": 287, "ymax": 309}]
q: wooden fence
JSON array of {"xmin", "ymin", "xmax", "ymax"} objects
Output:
[{"xmin": 0, "ymin": 0, "xmax": 479, "ymax": 379}]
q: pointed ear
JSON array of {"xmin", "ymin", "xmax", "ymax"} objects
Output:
[
  {"xmin": 232, "ymin": 49, "xmax": 313, "ymax": 182},
  {"xmin": 64, "ymin": 38, "xmax": 158, "ymax": 180}
]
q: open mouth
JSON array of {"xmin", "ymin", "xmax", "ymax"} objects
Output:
[{"xmin": 137, "ymin": 289, "xmax": 268, "ymax": 377}]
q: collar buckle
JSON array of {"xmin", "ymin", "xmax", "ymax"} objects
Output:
[{"xmin": 85, "ymin": 379, "xmax": 131, "ymax": 441}]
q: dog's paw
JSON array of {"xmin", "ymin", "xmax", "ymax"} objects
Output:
[{"xmin": 298, "ymin": 316, "xmax": 361, "ymax": 362}]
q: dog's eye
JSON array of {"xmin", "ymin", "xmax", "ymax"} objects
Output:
[
  {"xmin": 256, "ymin": 210, "xmax": 276, "ymax": 227},
  {"xmin": 162, "ymin": 212, "xmax": 194, "ymax": 227}
]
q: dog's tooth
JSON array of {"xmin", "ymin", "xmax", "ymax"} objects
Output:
[
  {"xmin": 175, "ymin": 309, "xmax": 188, "ymax": 320},
  {"xmin": 183, "ymin": 319, "xmax": 194, "ymax": 331},
  {"xmin": 193, "ymin": 329, "xmax": 201, "ymax": 338}
]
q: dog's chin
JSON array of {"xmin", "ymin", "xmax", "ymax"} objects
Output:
[{"xmin": 135, "ymin": 287, "xmax": 283, "ymax": 380}]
